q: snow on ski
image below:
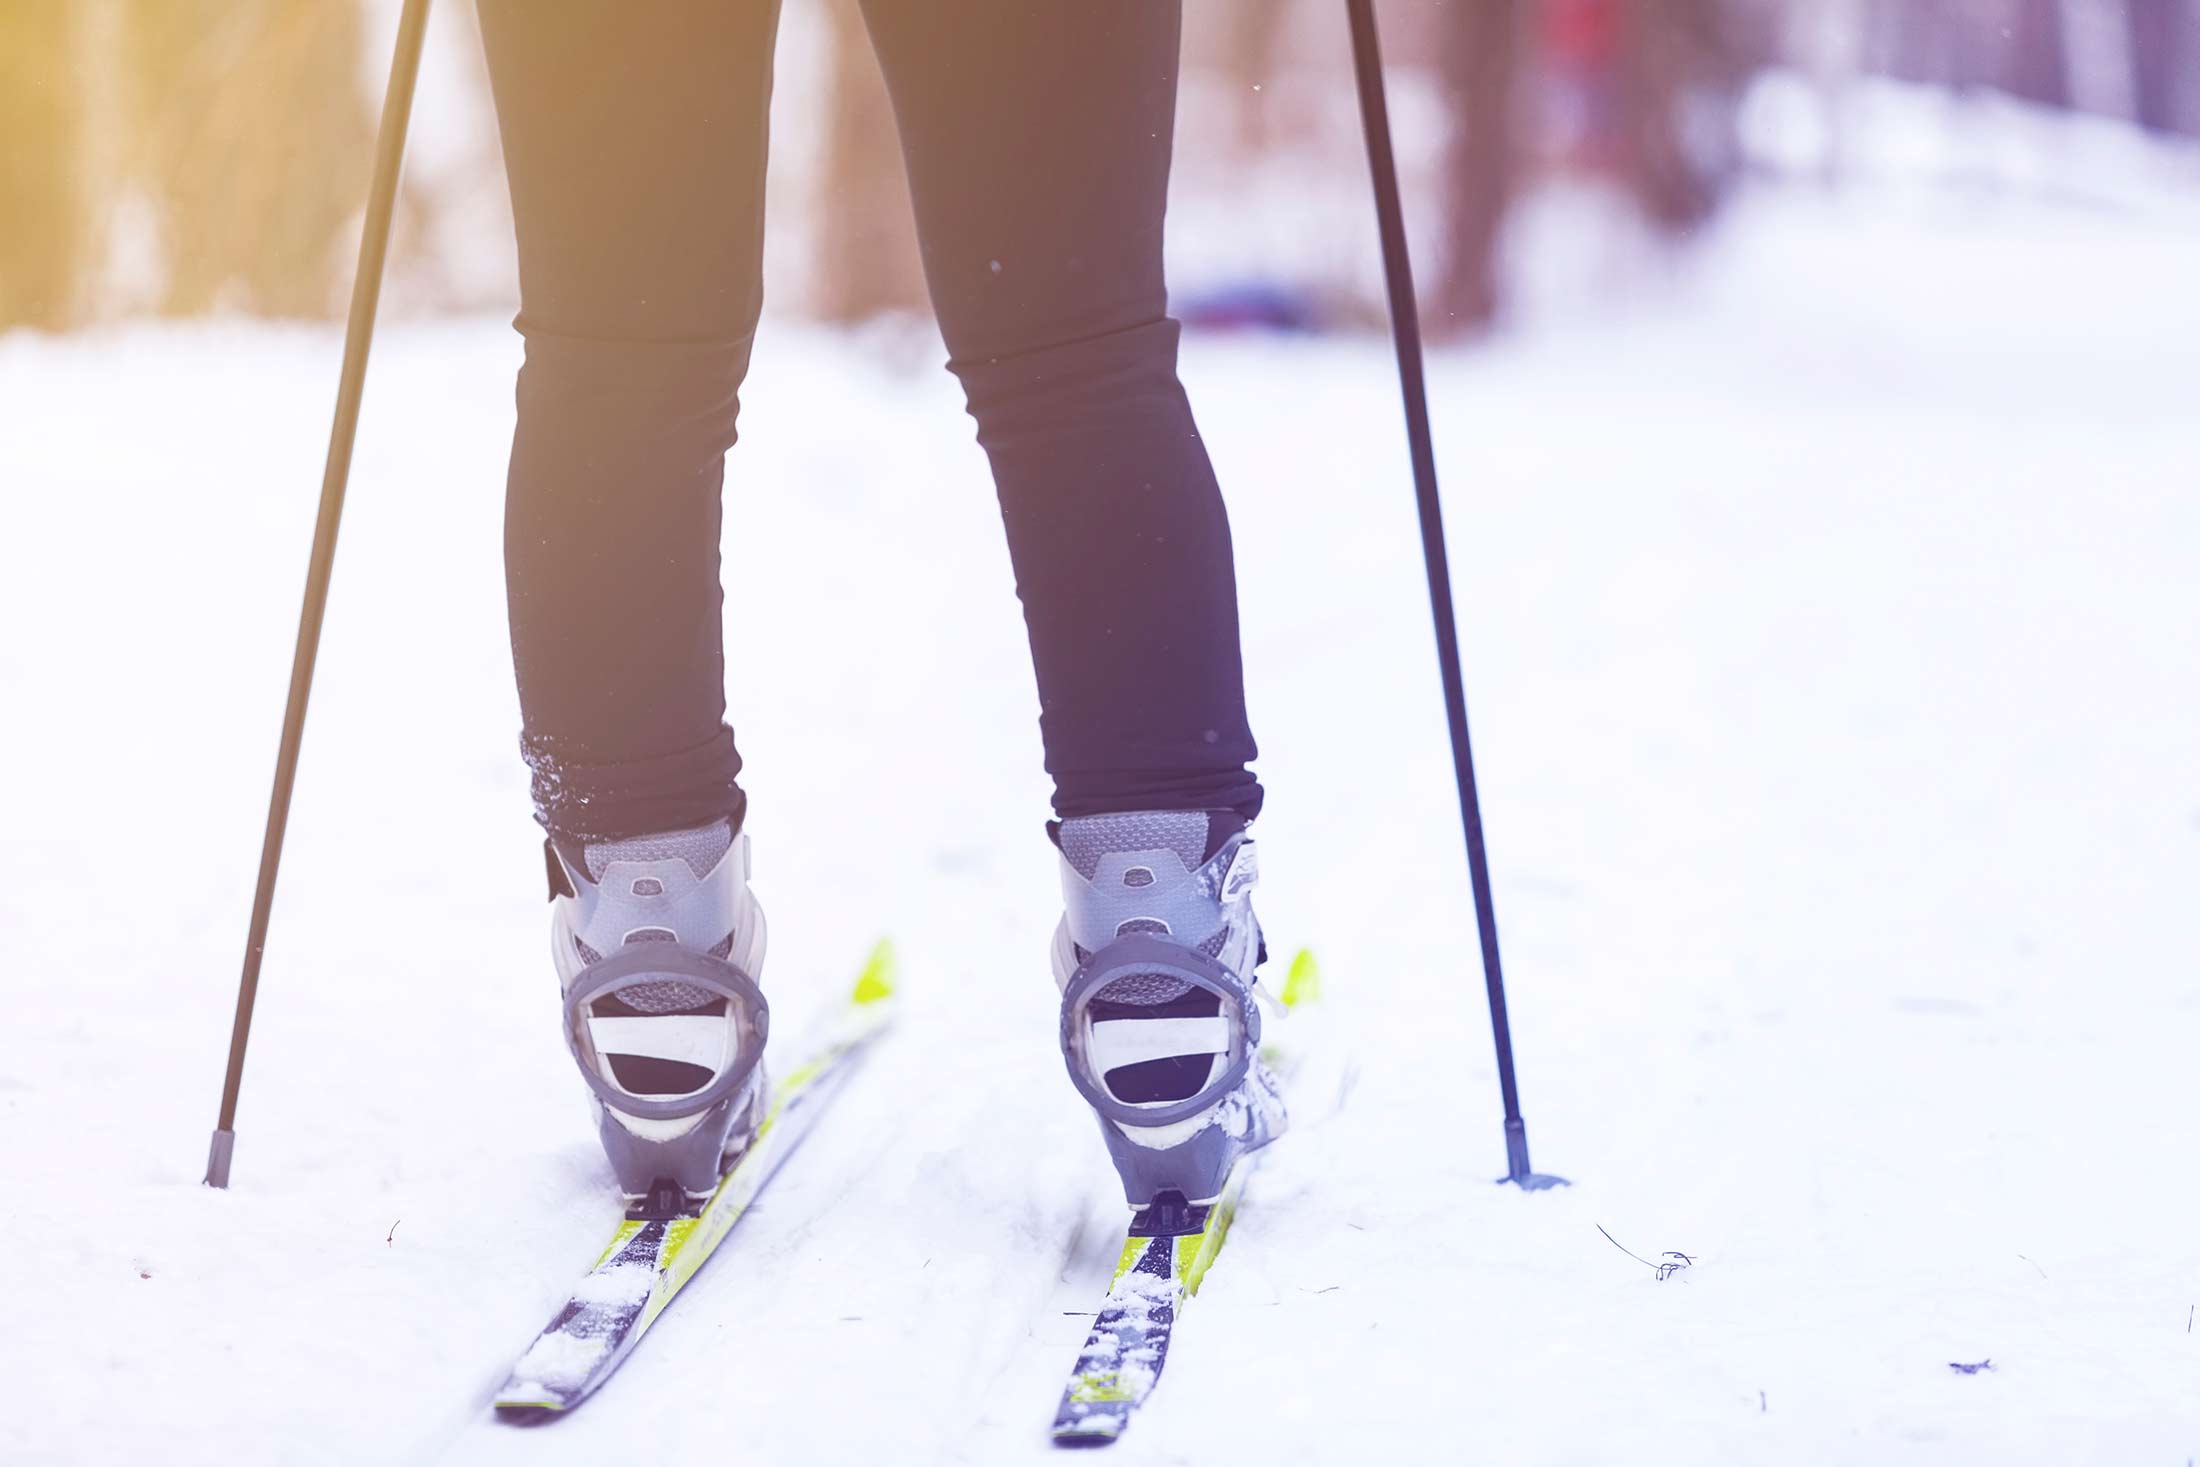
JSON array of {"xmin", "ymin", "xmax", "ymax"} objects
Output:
[
  {"xmin": 1050, "ymin": 949, "xmax": 1322, "ymax": 1448},
  {"xmin": 493, "ymin": 941, "xmax": 899, "ymax": 1422}
]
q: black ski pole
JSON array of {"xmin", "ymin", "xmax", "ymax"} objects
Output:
[
  {"xmin": 204, "ymin": 0, "xmax": 434, "ymax": 1189},
  {"xmin": 1345, "ymin": 0, "xmax": 1564, "ymax": 1190}
]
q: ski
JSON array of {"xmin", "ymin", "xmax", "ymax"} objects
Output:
[
  {"xmin": 1049, "ymin": 949, "xmax": 1322, "ymax": 1448},
  {"xmin": 492, "ymin": 940, "xmax": 899, "ymax": 1422}
]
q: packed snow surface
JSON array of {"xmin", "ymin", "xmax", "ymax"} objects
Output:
[{"xmin": 4, "ymin": 171, "xmax": 2199, "ymax": 1464}]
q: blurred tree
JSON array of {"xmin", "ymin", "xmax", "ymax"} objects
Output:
[
  {"xmin": 0, "ymin": 2, "xmax": 85, "ymax": 328},
  {"xmin": 1860, "ymin": 0, "xmax": 2193, "ymax": 130},
  {"xmin": 1614, "ymin": 0, "xmax": 1753, "ymax": 233},
  {"xmin": 2003, "ymin": 0, "xmax": 2071, "ymax": 107},
  {"xmin": 2130, "ymin": 0, "xmax": 2195, "ymax": 134},
  {"xmin": 1430, "ymin": 0, "xmax": 1527, "ymax": 336},
  {"xmin": 124, "ymin": 0, "xmax": 372, "ymax": 318},
  {"xmin": 1870, "ymin": 0, "xmax": 1963, "ymax": 86},
  {"xmin": 815, "ymin": 0, "xmax": 927, "ymax": 324}
]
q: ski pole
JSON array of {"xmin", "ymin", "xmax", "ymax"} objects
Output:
[
  {"xmin": 204, "ymin": 0, "xmax": 434, "ymax": 1189},
  {"xmin": 1344, "ymin": 0, "xmax": 1564, "ymax": 1190}
]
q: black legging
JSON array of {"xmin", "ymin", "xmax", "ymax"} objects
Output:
[{"xmin": 478, "ymin": 1, "xmax": 1261, "ymax": 842}]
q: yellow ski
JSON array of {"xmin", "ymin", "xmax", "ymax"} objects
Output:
[
  {"xmin": 493, "ymin": 941, "xmax": 898, "ymax": 1421},
  {"xmin": 1051, "ymin": 949, "xmax": 1322, "ymax": 1447}
]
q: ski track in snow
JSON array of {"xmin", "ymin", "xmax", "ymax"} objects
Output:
[{"xmin": 3, "ymin": 174, "xmax": 2199, "ymax": 1465}]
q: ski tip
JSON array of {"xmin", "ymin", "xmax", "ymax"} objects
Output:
[
  {"xmin": 851, "ymin": 938, "xmax": 898, "ymax": 1008},
  {"xmin": 1279, "ymin": 948, "xmax": 1322, "ymax": 1010},
  {"xmin": 493, "ymin": 1401, "xmax": 567, "ymax": 1426},
  {"xmin": 1052, "ymin": 1427, "xmax": 1125, "ymax": 1449},
  {"xmin": 1052, "ymin": 1410, "xmax": 1130, "ymax": 1449}
]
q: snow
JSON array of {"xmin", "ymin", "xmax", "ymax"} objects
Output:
[
  {"xmin": 568, "ymin": 1262, "xmax": 655, "ymax": 1308},
  {"xmin": 507, "ymin": 1332, "xmax": 608, "ymax": 1394},
  {"xmin": 4, "ymin": 155, "xmax": 2200, "ymax": 1463}
]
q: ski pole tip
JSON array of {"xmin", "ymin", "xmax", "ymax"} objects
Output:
[
  {"xmin": 1498, "ymin": 1170, "xmax": 1571, "ymax": 1192},
  {"xmin": 203, "ymin": 1128, "xmax": 237, "ymax": 1189},
  {"xmin": 1497, "ymin": 1119, "xmax": 1568, "ymax": 1189}
]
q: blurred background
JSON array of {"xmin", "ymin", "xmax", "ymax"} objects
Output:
[{"xmin": 6, "ymin": 0, "xmax": 2195, "ymax": 338}]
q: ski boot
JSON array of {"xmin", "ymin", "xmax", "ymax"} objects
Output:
[
  {"xmin": 546, "ymin": 819, "xmax": 769, "ymax": 1212},
  {"xmin": 1052, "ymin": 810, "xmax": 1287, "ymax": 1216}
]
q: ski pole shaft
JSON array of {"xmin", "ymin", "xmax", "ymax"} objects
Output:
[
  {"xmin": 205, "ymin": 0, "xmax": 433, "ymax": 1189},
  {"xmin": 1344, "ymin": 0, "xmax": 1554, "ymax": 1187}
]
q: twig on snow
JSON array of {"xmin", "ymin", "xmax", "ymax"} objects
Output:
[{"xmin": 1597, "ymin": 1224, "xmax": 1694, "ymax": 1280}]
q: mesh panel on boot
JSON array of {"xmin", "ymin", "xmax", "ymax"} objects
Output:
[
  {"xmin": 1075, "ymin": 926, "xmax": 1229, "ymax": 974},
  {"xmin": 609, "ymin": 980, "xmax": 725, "ymax": 1015},
  {"xmin": 1059, "ymin": 811, "xmax": 1206, "ymax": 880},
  {"xmin": 1095, "ymin": 970, "xmax": 1197, "ymax": 1004},
  {"xmin": 570, "ymin": 933, "xmax": 736, "ymax": 999},
  {"xmin": 606, "ymin": 931, "xmax": 712, "ymax": 1010},
  {"xmin": 583, "ymin": 821, "xmax": 733, "ymax": 883}
]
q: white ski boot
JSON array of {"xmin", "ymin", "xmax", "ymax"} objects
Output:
[
  {"xmin": 1052, "ymin": 811, "xmax": 1287, "ymax": 1212},
  {"xmin": 546, "ymin": 819, "xmax": 769, "ymax": 1209}
]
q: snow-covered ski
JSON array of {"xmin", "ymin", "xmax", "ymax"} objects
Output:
[
  {"xmin": 1049, "ymin": 949, "xmax": 1321, "ymax": 1448},
  {"xmin": 492, "ymin": 941, "xmax": 899, "ymax": 1422}
]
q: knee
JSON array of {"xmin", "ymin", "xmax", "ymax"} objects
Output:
[
  {"xmin": 946, "ymin": 315, "xmax": 1187, "ymax": 443},
  {"xmin": 515, "ymin": 329, "xmax": 757, "ymax": 462}
]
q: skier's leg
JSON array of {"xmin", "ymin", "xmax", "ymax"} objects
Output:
[
  {"xmin": 860, "ymin": 0, "xmax": 1261, "ymax": 824},
  {"xmin": 862, "ymin": 3, "xmax": 1282, "ymax": 1207},
  {"xmin": 478, "ymin": 0, "xmax": 780, "ymax": 845},
  {"xmin": 478, "ymin": 1, "xmax": 782, "ymax": 1199}
]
